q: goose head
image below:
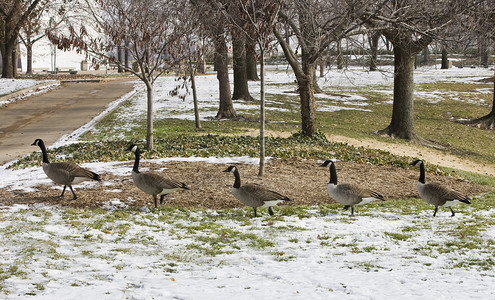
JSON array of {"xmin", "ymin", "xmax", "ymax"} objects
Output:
[
  {"xmin": 410, "ymin": 159, "xmax": 423, "ymax": 167},
  {"xmin": 31, "ymin": 138, "xmax": 44, "ymax": 147},
  {"xmin": 126, "ymin": 144, "xmax": 139, "ymax": 153},
  {"xmin": 319, "ymin": 158, "xmax": 336, "ymax": 168},
  {"xmin": 223, "ymin": 165, "xmax": 237, "ymax": 173}
]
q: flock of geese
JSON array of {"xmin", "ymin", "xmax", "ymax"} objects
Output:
[{"xmin": 31, "ymin": 138, "xmax": 472, "ymax": 217}]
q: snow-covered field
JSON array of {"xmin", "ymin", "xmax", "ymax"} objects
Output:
[
  {"xmin": 0, "ymin": 65, "xmax": 494, "ymax": 299},
  {"xmin": 1, "ymin": 203, "xmax": 494, "ymax": 299}
]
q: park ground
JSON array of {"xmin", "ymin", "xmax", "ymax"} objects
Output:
[{"xmin": 0, "ymin": 65, "xmax": 494, "ymax": 299}]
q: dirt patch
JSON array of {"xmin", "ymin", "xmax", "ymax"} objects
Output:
[{"xmin": 0, "ymin": 159, "xmax": 490, "ymax": 211}]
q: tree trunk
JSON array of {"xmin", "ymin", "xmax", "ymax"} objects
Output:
[
  {"xmin": 12, "ymin": 47, "xmax": 19, "ymax": 78},
  {"xmin": 214, "ymin": 32, "xmax": 236, "ymax": 119},
  {"xmin": 246, "ymin": 42, "xmax": 259, "ymax": 81},
  {"xmin": 273, "ymin": 27, "xmax": 317, "ymax": 137},
  {"xmin": 336, "ymin": 39, "xmax": 343, "ymax": 70},
  {"xmin": 319, "ymin": 57, "xmax": 324, "ymax": 77},
  {"xmin": 378, "ymin": 45, "xmax": 417, "ymax": 140},
  {"xmin": 457, "ymin": 70, "xmax": 495, "ymax": 129},
  {"xmin": 422, "ymin": 47, "xmax": 429, "ymax": 66},
  {"xmin": 117, "ymin": 45, "xmax": 123, "ymax": 73},
  {"xmin": 258, "ymin": 50, "xmax": 265, "ymax": 176},
  {"xmin": 124, "ymin": 42, "xmax": 129, "ymax": 70},
  {"xmin": 479, "ymin": 39, "xmax": 489, "ymax": 68},
  {"xmin": 1, "ymin": 42, "xmax": 15, "ymax": 78},
  {"xmin": 298, "ymin": 60, "xmax": 317, "ymax": 136},
  {"xmin": 232, "ymin": 33, "xmax": 254, "ymax": 101},
  {"xmin": 191, "ymin": 69, "xmax": 201, "ymax": 130},
  {"xmin": 196, "ymin": 57, "xmax": 205, "ymax": 74},
  {"xmin": 313, "ymin": 67, "xmax": 322, "ymax": 93},
  {"xmin": 441, "ymin": 48, "xmax": 449, "ymax": 69},
  {"xmin": 369, "ymin": 33, "xmax": 379, "ymax": 71},
  {"xmin": 26, "ymin": 42, "xmax": 33, "ymax": 75},
  {"xmin": 145, "ymin": 83, "xmax": 154, "ymax": 150}
]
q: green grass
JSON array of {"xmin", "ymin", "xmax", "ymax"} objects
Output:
[{"xmin": 14, "ymin": 70, "xmax": 494, "ymax": 186}]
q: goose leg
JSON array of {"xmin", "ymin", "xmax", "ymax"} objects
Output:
[
  {"xmin": 268, "ymin": 207, "xmax": 274, "ymax": 216},
  {"xmin": 449, "ymin": 207, "xmax": 455, "ymax": 217},
  {"xmin": 55, "ymin": 185, "xmax": 67, "ymax": 198},
  {"xmin": 253, "ymin": 207, "xmax": 257, "ymax": 217},
  {"xmin": 351, "ymin": 206, "xmax": 354, "ymax": 215},
  {"xmin": 153, "ymin": 195, "xmax": 158, "ymax": 208},
  {"xmin": 68, "ymin": 185, "xmax": 77, "ymax": 200},
  {"xmin": 343, "ymin": 205, "xmax": 350, "ymax": 211},
  {"xmin": 159, "ymin": 194, "xmax": 165, "ymax": 205},
  {"xmin": 433, "ymin": 206, "xmax": 438, "ymax": 217}
]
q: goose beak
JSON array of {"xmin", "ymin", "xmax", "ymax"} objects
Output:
[
  {"xmin": 31, "ymin": 142, "xmax": 36, "ymax": 146},
  {"xmin": 222, "ymin": 168, "xmax": 230, "ymax": 172}
]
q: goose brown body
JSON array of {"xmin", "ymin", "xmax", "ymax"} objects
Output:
[
  {"xmin": 224, "ymin": 166, "xmax": 291, "ymax": 217},
  {"xmin": 411, "ymin": 159, "xmax": 471, "ymax": 216},
  {"xmin": 321, "ymin": 160, "xmax": 384, "ymax": 215},
  {"xmin": 127, "ymin": 144, "xmax": 189, "ymax": 208},
  {"xmin": 32, "ymin": 139, "xmax": 101, "ymax": 200}
]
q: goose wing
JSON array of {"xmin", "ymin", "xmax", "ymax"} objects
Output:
[
  {"xmin": 242, "ymin": 183, "xmax": 291, "ymax": 202},
  {"xmin": 424, "ymin": 182, "xmax": 471, "ymax": 204},
  {"xmin": 426, "ymin": 182, "xmax": 471, "ymax": 204},
  {"xmin": 334, "ymin": 183, "xmax": 384, "ymax": 204},
  {"xmin": 336, "ymin": 183, "xmax": 382, "ymax": 199},
  {"xmin": 140, "ymin": 172, "xmax": 189, "ymax": 190},
  {"xmin": 49, "ymin": 162, "xmax": 100, "ymax": 181}
]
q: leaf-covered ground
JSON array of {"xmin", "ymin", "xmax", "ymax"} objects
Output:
[{"xmin": 0, "ymin": 158, "xmax": 490, "ymax": 211}]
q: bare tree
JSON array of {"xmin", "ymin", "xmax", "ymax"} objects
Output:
[
  {"xmin": 366, "ymin": 0, "xmax": 473, "ymax": 142},
  {"xmin": 368, "ymin": 32, "xmax": 380, "ymax": 71},
  {"xmin": 180, "ymin": 6, "xmax": 212, "ymax": 130},
  {"xmin": 49, "ymin": 0, "xmax": 190, "ymax": 150},
  {"xmin": 19, "ymin": 0, "xmax": 74, "ymax": 75},
  {"xmin": 456, "ymin": 0, "xmax": 495, "ymax": 129},
  {"xmin": 192, "ymin": 0, "xmax": 237, "ymax": 119},
  {"xmin": 274, "ymin": 0, "xmax": 372, "ymax": 137},
  {"xmin": 246, "ymin": 40, "xmax": 259, "ymax": 80},
  {"xmin": 231, "ymin": 30, "xmax": 255, "ymax": 101},
  {"xmin": 0, "ymin": 0, "xmax": 42, "ymax": 78},
  {"xmin": 239, "ymin": 0, "xmax": 282, "ymax": 176}
]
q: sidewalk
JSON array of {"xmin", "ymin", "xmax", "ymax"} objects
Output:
[{"xmin": 0, "ymin": 78, "xmax": 135, "ymax": 165}]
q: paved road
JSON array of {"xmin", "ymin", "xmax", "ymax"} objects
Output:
[{"xmin": 0, "ymin": 78, "xmax": 135, "ymax": 165}]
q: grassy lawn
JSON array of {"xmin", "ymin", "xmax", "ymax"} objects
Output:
[{"xmin": 2, "ymin": 68, "xmax": 495, "ymax": 298}]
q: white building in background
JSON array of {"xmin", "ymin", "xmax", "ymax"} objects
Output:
[{"xmin": 18, "ymin": 37, "xmax": 88, "ymax": 73}]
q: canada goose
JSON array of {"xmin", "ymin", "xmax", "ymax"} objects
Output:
[
  {"xmin": 320, "ymin": 160, "xmax": 384, "ymax": 215},
  {"xmin": 127, "ymin": 144, "xmax": 190, "ymax": 208},
  {"xmin": 410, "ymin": 159, "xmax": 471, "ymax": 217},
  {"xmin": 223, "ymin": 165, "xmax": 291, "ymax": 217},
  {"xmin": 31, "ymin": 138, "xmax": 101, "ymax": 200}
]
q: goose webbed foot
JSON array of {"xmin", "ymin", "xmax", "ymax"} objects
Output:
[
  {"xmin": 433, "ymin": 207, "xmax": 438, "ymax": 217},
  {"xmin": 54, "ymin": 186, "xmax": 68, "ymax": 199},
  {"xmin": 268, "ymin": 207, "xmax": 274, "ymax": 216},
  {"xmin": 449, "ymin": 207, "xmax": 455, "ymax": 217},
  {"xmin": 68, "ymin": 185, "xmax": 77, "ymax": 200}
]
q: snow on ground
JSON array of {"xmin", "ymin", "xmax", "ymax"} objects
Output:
[
  {"xmin": 1, "ymin": 65, "xmax": 494, "ymax": 299},
  {"xmin": 0, "ymin": 79, "xmax": 59, "ymax": 107},
  {"xmin": 0, "ymin": 203, "xmax": 494, "ymax": 299}
]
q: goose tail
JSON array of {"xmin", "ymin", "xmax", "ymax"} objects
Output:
[{"xmin": 90, "ymin": 171, "xmax": 101, "ymax": 182}]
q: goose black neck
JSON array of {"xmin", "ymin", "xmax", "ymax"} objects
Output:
[
  {"xmin": 38, "ymin": 141, "xmax": 50, "ymax": 164},
  {"xmin": 418, "ymin": 161, "xmax": 425, "ymax": 184},
  {"xmin": 232, "ymin": 168, "xmax": 241, "ymax": 188},
  {"xmin": 329, "ymin": 162, "xmax": 338, "ymax": 184},
  {"xmin": 132, "ymin": 148, "xmax": 141, "ymax": 173}
]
